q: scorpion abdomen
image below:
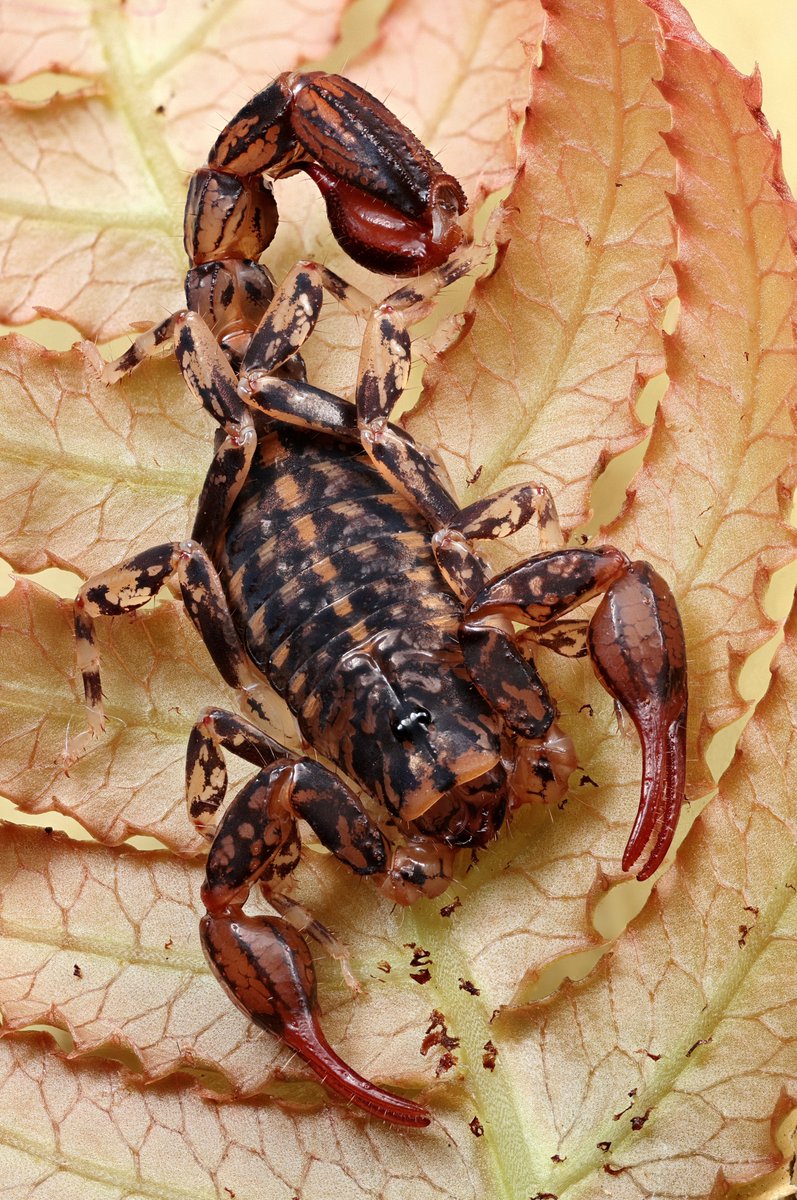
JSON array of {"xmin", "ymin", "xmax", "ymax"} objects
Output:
[{"xmin": 220, "ymin": 426, "xmax": 499, "ymax": 815}]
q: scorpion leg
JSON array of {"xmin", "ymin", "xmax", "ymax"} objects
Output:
[
  {"xmin": 185, "ymin": 707, "xmax": 362, "ymax": 990},
  {"xmin": 199, "ymin": 756, "xmax": 430, "ymax": 1126},
  {"xmin": 99, "ymin": 312, "xmax": 183, "ymax": 385},
  {"xmin": 464, "ymin": 547, "xmax": 688, "ymax": 879},
  {"xmin": 173, "ymin": 312, "xmax": 258, "ymax": 550},
  {"xmin": 175, "ymin": 311, "xmax": 250, "ymax": 428},
  {"xmin": 238, "ymin": 245, "xmax": 485, "ymax": 385},
  {"xmin": 66, "ymin": 540, "xmax": 271, "ymax": 764}
]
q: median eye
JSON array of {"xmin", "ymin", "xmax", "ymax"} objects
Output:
[{"xmin": 391, "ymin": 705, "xmax": 432, "ymax": 741}]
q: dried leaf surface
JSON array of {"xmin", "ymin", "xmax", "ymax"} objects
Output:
[
  {"xmin": 0, "ymin": 0, "xmax": 349, "ymax": 340},
  {"xmin": 0, "ymin": 0, "xmax": 796, "ymax": 1197},
  {"xmin": 351, "ymin": 0, "xmax": 544, "ymax": 203},
  {"xmin": 406, "ymin": 0, "xmax": 676, "ymax": 538},
  {"xmin": 607, "ymin": 0, "xmax": 797, "ymax": 789},
  {"xmin": 0, "ymin": 1034, "xmax": 485, "ymax": 1200},
  {"xmin": 4, "ymin": 606, "xmax": 797, "ymax": 1195},
  {"xmin": 487, "ymin": 612, "xmax": 797, "ymax": 1199},
  {"xmin": 0, "ymin": 578, "xmax": 243, "ymax": 852},
  {"xmin": 0, "ymin": 337, "xmax": 207, "ymax": 576}
]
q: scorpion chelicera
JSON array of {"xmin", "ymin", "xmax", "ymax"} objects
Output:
[{"xmin": 68, "ymin": 72, "xmax": 688, "ymax": 1127}]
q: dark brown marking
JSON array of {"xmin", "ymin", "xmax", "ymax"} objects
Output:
[
  {"xmin": 482, "ymin": 1040, "xmax": 497, "ymax": 1070},
  {"xmin": 420, "ymin": 1010, "xmax": 460, "ymax": 1056}
]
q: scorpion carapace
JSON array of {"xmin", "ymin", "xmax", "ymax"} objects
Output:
[{"xmin": 69, "ymin": 72, "xmax": 688, "ymax": 1127}]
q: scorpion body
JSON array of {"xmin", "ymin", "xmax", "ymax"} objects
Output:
[
  {"xmin": 69, "ymin": 73, "xmax": 688, "ymax": 1128},
  {"xmin": 222, "ymin": 423, "xmax": 515, "ymax": 854}
]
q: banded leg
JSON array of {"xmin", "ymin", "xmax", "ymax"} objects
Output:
[
  {"xmin": 186, "ymin": 706, "xmax": 368, "ymax": 990},
  {"xmin": 198, "ymin": 754, "xmax": 429, "ymax": 1126},
  {"xmin": 100, "ymin": 313, "xmax": 183, "ymax": 384},
  {"xmin": 173, "ymin": 312, "xmax": 257, "ymax": 550},
  {"xmin": 464, "ymin": 547, "xmax": 688, "ymax": 879},
  {"xmin": 240, "ymin": 244, "xmax": 487, "ymax": 384},
  {"xmin": 66, "ymin": 540, "xmax": 268, "ymax": 764}
]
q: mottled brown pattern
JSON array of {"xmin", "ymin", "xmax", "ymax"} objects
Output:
[{"xmin": 66, "ymin": 71, "xmax": 689, "ymax": 1128}]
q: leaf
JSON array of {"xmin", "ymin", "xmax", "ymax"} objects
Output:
[
  {"xmin": 0, "ymin": 577, "xmax": 245, "ymax": 851},
  {"xmin": 0, "ymin": 1033, "xmax": 486, "ymax": 1198},
  {"xmin": 608, "ymin": 0, "xmax": 797, "ymax": 790},
  {"xmin": 0, "ymin": 340, "xmax": 206, "ymax": 576},
  {"xmin": 0, "ymin": 0, "xmax": 796, "ymax": 1197},
  {"xmin": 489, "ymin": 609, "xmax": 797, "ymax": 1199},
  {"xmin": 405, "ymin": 0, "xmax": 676, "ymax": 539}
]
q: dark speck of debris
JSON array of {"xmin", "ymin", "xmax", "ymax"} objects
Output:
[
  {"xmin": 578, "ymin": 704, "xmax": 594, "ymax": 717},
  {"xmin": 73, "ymin": 964, "xmax": 82, "ymax": 979},
  {"xmin": 155, "ymin": 104, "xmax": 165, "ymax": 115},
  {"xmin": 597, "ymin": 1140, "xmax": 611, "ymax": 1152},
  {"xmin": 404, "ymin": 943, "xmax": 432, "ymax": 967},
  {"xmin": 164, "ymin": 938, "xmax": 173, "ymax": 951},
  {"xmin": 738, "ymin": 924, "xmax": 750, "ymax": 947},
  {"xmin": 435, "ymin": 1052, "xmax": 456, "ymax": 1076},
  {"xmin": 579, "ymin": 774, "xmax": 598, "ymax": 788},
  {"xmin": 685, "ymin": 1037, "xmax": 712, "ymax": 1057},
  {"xmin": 440, "ymin": 896, "xmax": 462, "ymax": 918},
  {"xmin": 530, "ymin": 1194, "xmax": 558, "ymax": 1199},
  {"xmin": 636, "ymin": 1048, "xmax": 661, "ymax": 1061},
  {"xmin": 551, "ymin": 1155, "xmax": 565, "ymax": 1164},
  {"xmin": 459, "ymin": 978, "xmax": 480, "ymax": 995},
  {"xmin": 421, "ymin": 1010, "xmax": 460, "ymax": 1059},
  {"xmin": 376, "ymin": 961, "xmax": 391, "ymax": 973},
  {"xmin": 469, "ymin": 1116, "xmax": 484, "ymax": 1137},
  {"xmin": 410, "ymin": 968, "xmax": 432, "ymax": 985},
  {"xmin": 482, "ymin": 1040, "xmax": 498, "ymax": 1071},
  {"xmin": 466, "ymin": 465, "xmax": 483, "ymax": 487},
  {"xmin": 223, "ymin": 1189, "xmax": 235, "ymax": 1199},
  {"xmin": 630, "ymin": 1109, "xmax": 651, "ymax": 1131},
  {"xmin": 604, "ymin": 1164, "xmax": 626, "ymax": 1176},
  {"xmin": 44, "ymin": 827, "xmax": 53, "ymax": 835}
]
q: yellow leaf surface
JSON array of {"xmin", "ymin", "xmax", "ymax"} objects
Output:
[
  {"xmin": 0, "ymin": 0, "xmax": 349, "ymax": 340},
  {"xmin": 406, "ymin": 0, "xmax": 676, "ymax": 539},
  {"xmin": 606, "ymin": 0, "xmax": 797, "ymax": 790},
  {"xmin": 0, "ymin": 578, "xmax": 240, "ymax": 851},
  {"xmin": 0, "ymin": 1033, "xmax": 485, "ymax": 1199},
  {"xmin": 0, "ymin": 340, "xmax": 206, "ymax": 576},
  {"xmin": 0, "ymin": 0, "xmax": 796, "ymax": 1196},
  {"xmin": 488, "ymin": 612, "xmax": 797, "ymax": 1198},
  {"xmin": 351, "ymin": 0, "xmax": 545, "ymax": 202}
]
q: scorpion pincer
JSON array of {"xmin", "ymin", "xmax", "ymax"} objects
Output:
[{"xmin": 68, "ymin": 72, "xmax": 688, "ymax": 1127}]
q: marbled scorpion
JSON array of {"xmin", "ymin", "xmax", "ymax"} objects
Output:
[{"xmin": 69, "ymin": 72, "xmax": 688, "ymax": 1126}]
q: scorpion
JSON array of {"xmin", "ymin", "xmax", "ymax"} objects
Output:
[{"xmin": 68, "ymin": 72, "xmax": 688, "ymax": 1128}]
